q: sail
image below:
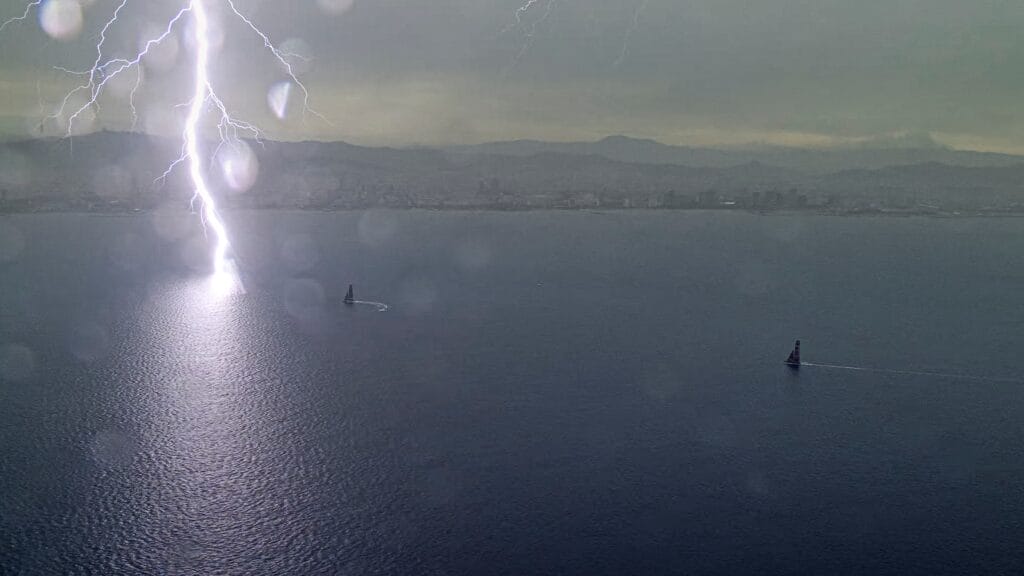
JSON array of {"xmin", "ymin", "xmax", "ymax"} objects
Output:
[
  {"xmin": 785, "ymin": 340, "xmax": 801, "ymax": 365},
  {"xmin": 344, "ymin": 284, "xmax": 354, "ymax": 303}
]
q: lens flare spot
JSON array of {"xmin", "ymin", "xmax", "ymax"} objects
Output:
[
  {"xmin": 267, "ymin": 81, "xmax": 293, "ymax": 120},
  {"xmin": 39, "ymin": 0, "xmax": 83, "ymax": 41},
  {"xmin": 316, "ymin": 0, "xmax": 355, "ymax": 16},
  {"xmin": 218, "ymin": 140, "xmax": 259, "ymax": 193}
]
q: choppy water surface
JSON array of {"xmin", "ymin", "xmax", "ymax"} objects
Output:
[{"xmin": 3, "ymin": 211, "xmax": 1024, "ymax": 575}]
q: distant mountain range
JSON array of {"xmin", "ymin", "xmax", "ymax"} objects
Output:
[
  {"xmin": 2, "ymin": 131, "xmax": 1024, "ymax": 212},
  {"xmin": 447, "ymin": 135, "xmax": 1024, "ymax": 175}
]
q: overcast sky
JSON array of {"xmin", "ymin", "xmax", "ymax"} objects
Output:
[{"xmin": 1, "ymin": 0, "xmax": 1022, "ymax": 151}]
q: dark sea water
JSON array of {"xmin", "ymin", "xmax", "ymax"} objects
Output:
[{"xmin": 3, "ymin": 211, "xmax": 1024, "ymax": 575}]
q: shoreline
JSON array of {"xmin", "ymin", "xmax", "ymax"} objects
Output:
[{"xmin": 3, "ymin": 205, "xmax": 1024, "ymax": 218}]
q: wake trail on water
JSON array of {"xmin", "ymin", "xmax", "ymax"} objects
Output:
[
  {"xmin": 350, "ymin": 300, "xmax": 389, "ymax": 312},
  {"xmin": 801, "ymin": 362, "xmax": 1023, "ymax": 384}
]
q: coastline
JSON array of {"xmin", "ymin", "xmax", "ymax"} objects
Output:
[{"xmin": 3, "ymin": 204, "xmax": 1022, "ymax": 218}]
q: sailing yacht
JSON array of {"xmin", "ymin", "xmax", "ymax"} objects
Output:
[{"xmin": 785, "ymin": 340, "xmax": 801, "ymax": 368}]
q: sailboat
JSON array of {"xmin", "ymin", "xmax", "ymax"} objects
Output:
[
  {"xmin": 785, "ymin": 340, "xmax": 801, "ymax": 368},
  {"xmin": 344, "ymin": 284, "xmax": 355, "ymax": 305}
]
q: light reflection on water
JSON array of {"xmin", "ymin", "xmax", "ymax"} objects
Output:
[
  {"xmin": 120, "ymin": 277, "xmax": 330, "ymax": 572},
  {"xmin": 5, "ymin": 212, "xmax": 1024, "ymax": 574}
]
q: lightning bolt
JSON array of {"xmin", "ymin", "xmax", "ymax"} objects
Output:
[
  {"xmin": 505, "ymin": 0, "xmax": 647, "ymax": 72},
  {"xmin": 2, "ymin": 0, "xmax": 324, "ymax": 290},
  {"xmin": 613, "ymin": 0, "xmax": 649, "ymax": 69},
  {"xmin": 503, "ymin": 0, "xmax": 558, "ymax": 73},
  {"xmin": 501, "ymin": 0, "xmax": 540, "ymax": 35},
  {"xmin": 0, "ymin": 0, "xmax": 41, "ymax": 33},
  {"xmin": 186, "ymin": 0, "xmax": 231, "ymax": 280}
]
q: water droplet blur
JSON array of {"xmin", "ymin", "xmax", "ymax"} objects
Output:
[
  {"xmin": 267, "ymin": 81, "xmax": 293, "ymax": 120},
  {"xmin": 316, "ymin": 0, "xmax": 355, "ymax": 15},
  {"xmin": 39, "ymin": 0, "xmax": 83, "ymax": 41},
  {"xmin": 0, "ymin": 222, "xmax": 26, "ymax": 263},
  {"xmin": 0, "ymin": 344, "xmax": 35, "ymax": 382},
  {"xmin": 218, "ymin": 140, "xmax": 258, "ymax": 193}
]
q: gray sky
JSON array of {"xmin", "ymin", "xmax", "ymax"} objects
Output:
[{"xmin": 1, "ymin": 0, "xmax": 1023, "ymax": 151}]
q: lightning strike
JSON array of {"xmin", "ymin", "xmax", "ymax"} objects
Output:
[
  {"xmin": 2, "ymin": 0, "xmax": 325, "ymax": 290},
  {"xmin": 0, "ymin": 0, "xmax": 41, "ymax": 33},
  {"xmin": 185, "ymin": 0, "xmax": 231, "ymax": 279},
  {"xmin": 500, "ymin": 0, "xmax": 540, "ymax": 35},
  {"xmin": 613, "ymin": 0, "xmax": 649, "ymax": 69},
  {"xmin": 504, "ymin": 0, "xmax": 557, "ymax": 73},
  {"xmin": 515, "ymin": 0, "xmax": 541, "ymax": 22}
]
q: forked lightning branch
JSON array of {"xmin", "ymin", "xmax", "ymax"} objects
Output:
[{"xmin": 1, "ymin": 0, "xmax": 322, "ymax": 281}]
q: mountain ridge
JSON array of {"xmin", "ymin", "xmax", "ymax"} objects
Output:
[{"xmin": 2, "ymin": 131, "xmax": 1024, "ymax": 213}]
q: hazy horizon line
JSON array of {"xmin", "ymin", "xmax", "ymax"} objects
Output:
[{"xmin": 3, "ymin": 126, "xmax": 1023, "ymax": 158}]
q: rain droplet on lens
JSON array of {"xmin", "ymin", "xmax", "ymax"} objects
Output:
[
  {"xmin": 267, "ymin": 81, "xmax": 293, "ymax": 120},
  {"xmin": 39, "ymin": 0, "xmax": 83, "ymax": 41},
  {"xmin": 316, "ymin": 0, "xmax": 355, "ymax": 16}
]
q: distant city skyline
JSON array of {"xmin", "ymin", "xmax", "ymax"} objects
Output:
[{"xmin": 1, "ymin": 1, "xmax": 1023, "ymax": 153}]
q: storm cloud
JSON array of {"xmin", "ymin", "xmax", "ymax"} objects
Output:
[{"xmin": 0, "ymin": 0, "xmax": 1022, "ymax": 150}]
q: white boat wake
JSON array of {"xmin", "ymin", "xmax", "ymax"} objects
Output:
[
  {"xmin": 800, "ymin": 362, "xmax": 1022, "ymax": 384},
  {"xmin": 349, "ymin": 300, "xmax": 389, "ymax": 312},
  {"xmin": 342, "ymin": 285, "xmax": 388, "ymax": 312}
]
